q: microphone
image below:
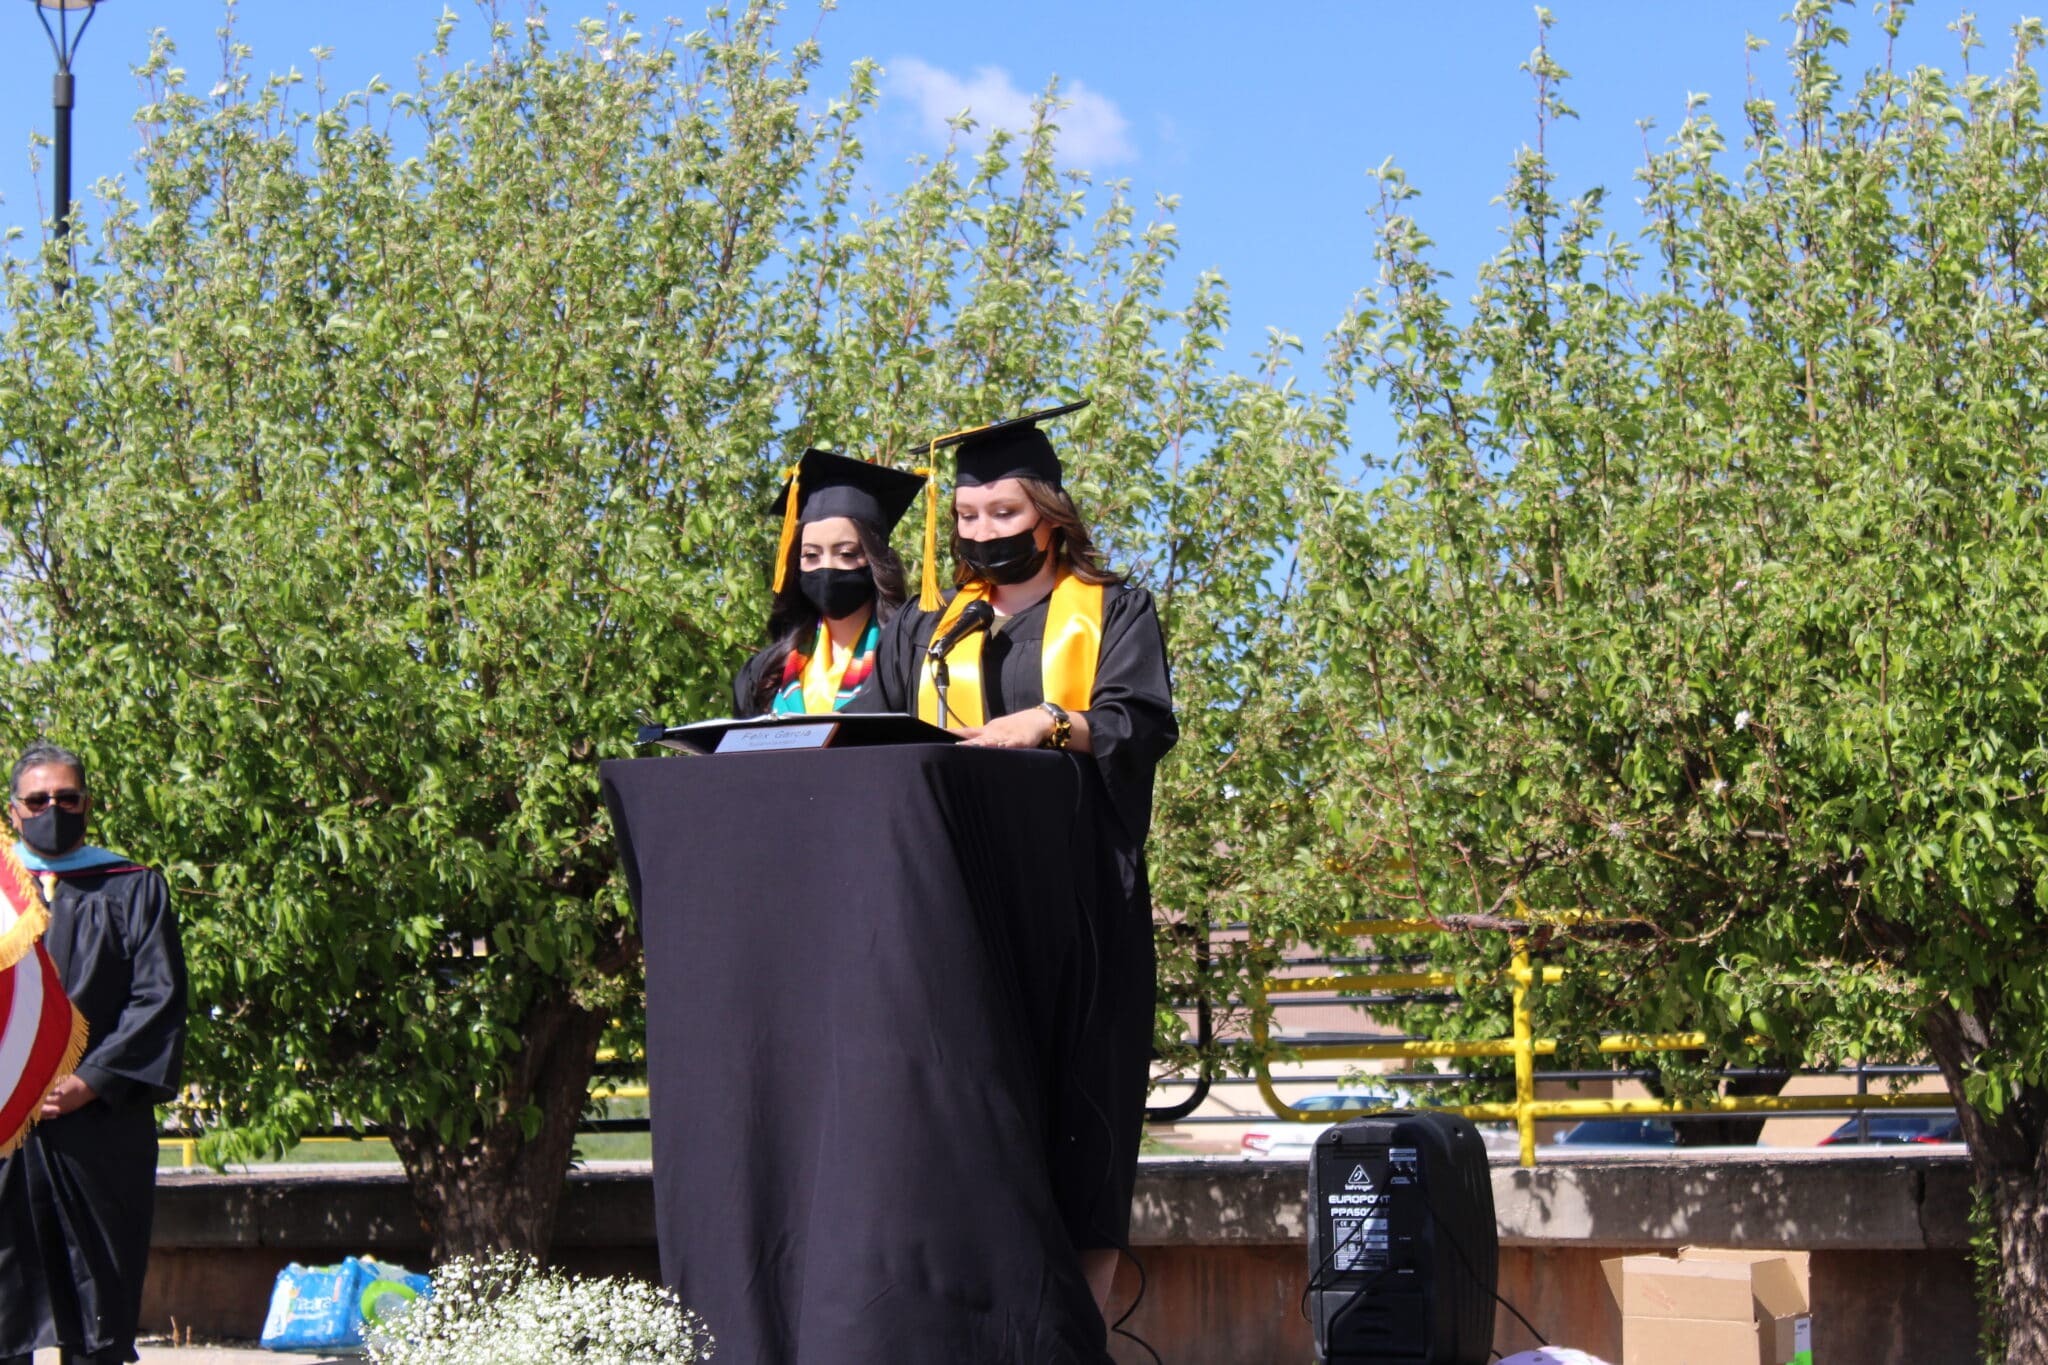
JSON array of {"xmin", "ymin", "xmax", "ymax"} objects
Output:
[
  {"xmin": 929, "ymin": 600, "xmax": 995, "ymax": 727},
  {"xmin": 927, "ymin": 600, "xmax": 995, "ymax": 661}
]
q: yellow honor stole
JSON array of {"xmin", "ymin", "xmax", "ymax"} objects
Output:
[
  {"xmin": 799, "ymin": 623, "xmax": 859, "ymax": 714},
  {"xmin": 916, "ymin": 572, "xmax": 1105, "ymax": 727}
]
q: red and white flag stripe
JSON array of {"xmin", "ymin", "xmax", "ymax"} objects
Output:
[
  {"xmin": 0, "ymin": 849, "xmax": 89, "ymax": 1156},
  {"xmin": 0, "ymin": 942, "xmax": 84, "ymax": 1151}
]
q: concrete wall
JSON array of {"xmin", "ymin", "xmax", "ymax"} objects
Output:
[{"xmin": 143, "ymin": 1152, "xmax": 1977, "ymax": 1362}]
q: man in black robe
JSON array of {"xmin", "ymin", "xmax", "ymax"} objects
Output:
[{"xmin": 0, "ymin": 742, "xmax": 187, "ymax": 1365}]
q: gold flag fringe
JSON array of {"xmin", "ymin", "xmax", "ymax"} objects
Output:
[
  {"xmin": 0, "ymin": 997, "xmax": 91, "ymax": 1161},
  {"xmin": 0, "ymin": 901, "xmax": 50, "ymax": 974},
  {"xmin": 0, "ymin": 845, "xmax": 49, "ymax": 973},
  {"xmin": 59, "ymin": 1002, "xmax": 89, "ymax": 1095}
]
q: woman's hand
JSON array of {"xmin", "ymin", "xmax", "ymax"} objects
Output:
[{"xmin": 959, "ymin": 708, "xmax": 1056, "ymax": 749}]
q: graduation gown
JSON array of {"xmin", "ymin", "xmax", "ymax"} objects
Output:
[
  {"xmin": 852, "ymin": 581, "xmax": 1176, "ymax": 1249},
  {"xmin": 0, "ymin": 863, "xmax": 187, "ymax": 1360},
  {"xmin": 731, "ymin": 643, "xmax": 787, "ymax": 718}
]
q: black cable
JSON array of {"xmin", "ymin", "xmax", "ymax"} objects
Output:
[
  {"xmin": 1416, "ymin": 1178, "xmax": 1547, "ymax": 1349},
  {"xmin": 1322, "ymin": 1203, "xmax": 1405, "ymax": 1348},
  {"xmin": 1322, "ymin": 1268, "xmax": 1404, "ymax": 1349},
  {"xmin": 1063, "ymin": 752, "xmax": 1115, "ymax": 1227},
  {"xmin": 1075, "ymin": 1005, "xmax": 1164, "ymax": 1364},
  {"xmin": 1299, "ymin": 1197, "xmax": 1377, "ymax": 1320},
  {"xmin": 1109, "ymin": 1239, "xmax": 1149, "ymax": 1335},
  {"xmin": 1304, "ymin": 1163, "xmax": 1548, "ymax": 1356},
  {"xmin": 1059, "ymin": 751, "xmax": 1161, "ymax": 1363},
  {"xmin": 1107, "ymin": 1238, "xmax": 1163, "ymax": 1365},
  {"xmin": 1300, "ymin": 1191, "xmax": 1401, "ymax": 1347}
]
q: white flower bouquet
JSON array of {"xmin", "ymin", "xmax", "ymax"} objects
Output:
[{"xmin": 367, "ymin": 1252, "xmax": 714, "ymax": 1364}]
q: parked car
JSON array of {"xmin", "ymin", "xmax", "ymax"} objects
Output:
[
  {"xmin": 1550, "ymin": 1118, "xmax": 1679, "ymax": 1149},
  {"xmin": 1817, "ymin": 1115, "xmax": 1961, "ymax": 1146},
  {"xmin": 1239, "ymin": 1092, "xmax": 1402, "ymax": 1160},
  {"xmin": 1238, "ymin": 1093, "xmax": 1518, "ymax": 1161}
]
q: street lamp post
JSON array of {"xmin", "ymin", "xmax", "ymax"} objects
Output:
[{"xmin": 28, "ymin": 0, "xmax": 107, "ymax": 273}]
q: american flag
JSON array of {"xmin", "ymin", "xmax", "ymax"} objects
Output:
[{"xmin": 0, "ymin": 852, "xmax": 89, "ymax": 1155}]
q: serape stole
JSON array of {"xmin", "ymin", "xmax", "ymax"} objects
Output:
[{"xmin": 772, "ymin": 617, "xmax": 883, "ymax": 715}]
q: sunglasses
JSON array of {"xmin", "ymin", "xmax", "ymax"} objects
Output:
[{"xmin": 14, "ymin": 789, "xmax": 84, "ymax": 814}]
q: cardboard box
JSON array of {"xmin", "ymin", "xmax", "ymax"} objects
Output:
[{"xmin": 1601, "ymin": 1249, "xmax": 1812, "ymax": 1365}]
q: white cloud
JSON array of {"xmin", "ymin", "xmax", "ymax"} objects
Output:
[{"xmin": 888, "ymin": 56, "xmax": 1137, "ymax": 167}]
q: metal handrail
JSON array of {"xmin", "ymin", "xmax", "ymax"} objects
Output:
[{"xmin": 1235, "ymin": 919, "xmax": 1955, "ymax": 1166}]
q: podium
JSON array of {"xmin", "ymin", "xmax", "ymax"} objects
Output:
[{"xmin": 601, "ymin": 740, "xmax": 1151, "ymax": 1365}]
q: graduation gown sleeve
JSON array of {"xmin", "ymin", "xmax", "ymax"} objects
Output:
[
  {"xmin": 1066, "ymin": 584, "xmax": 1178, "ymax": 844},
  {"xmin": 731, "ymin": 643, "xmax": 784, "ymax": 719},
  {"xmin": 66, "ymin": 867, "xmax": 187, "ymax": 1108}
]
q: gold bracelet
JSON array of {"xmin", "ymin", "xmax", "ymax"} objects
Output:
[{"xmin": 1039, "ymin": 701, "xmax": 1071, "ymax": 750}]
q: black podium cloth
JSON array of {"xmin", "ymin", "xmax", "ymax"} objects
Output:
[{"xmin": 601, "ymin": 745, "xmax": 1155, "ymax": 1365}]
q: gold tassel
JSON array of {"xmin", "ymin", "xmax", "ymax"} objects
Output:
[
  {"xmin": 916, "ymin": 467, "xmax": 942, "ymax": 611},
  {"xmin": 914, "ymin": 427, "xmax": 974, "ymax": 612},
  {"xmin": 771, "ymin": 463, "xmax": 803, "ymax": 594},
  {"xmin": 58, "ymin": 1003, "xmax": 89, "ymax": 1088},
  {"xmin": 0, "ymin": 897, "xmax": 49, "ymax": 973},
  {"xmin": 0, "ymin": 845, "xmax": 43, "ymax": 972}
]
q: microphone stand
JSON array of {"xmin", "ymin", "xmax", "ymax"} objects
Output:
[
  {"xmin": 934, "ymin": 654, "xmax": 958, "ymax": 728},
  {"xmin": 928, "ymin": 602, "xmax": 993, "ymax": 728}
]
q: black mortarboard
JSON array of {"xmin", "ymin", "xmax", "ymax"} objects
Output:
[
  {"xmin": 907, "ymin": 400, "xmax": 1089, "ymax": 489},
  {"xmin": 768, "ymin": 449, "xmax": 927, "ymax": 593},
  {"xmin": 771, "ymin": 448, "xmax": 924, "ymax": 531}
]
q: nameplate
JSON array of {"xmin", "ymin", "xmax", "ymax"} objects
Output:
[{"xmin": 714, "ymin": 722, "xmax": 838, "ymax": 754}]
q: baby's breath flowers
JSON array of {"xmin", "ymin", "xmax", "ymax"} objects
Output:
[{"xmin": 368, "ymin": 1253, "xmax": 714, "ymax": 1364}]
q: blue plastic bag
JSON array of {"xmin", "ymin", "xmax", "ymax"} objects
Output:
[
  {"xmin": 260, "ymin": 1256, "xmax": 433, "ymax": 1351},
  {"xmin": 260, "ymin": 1260, "xmax": 368, "ymax": 1351}
]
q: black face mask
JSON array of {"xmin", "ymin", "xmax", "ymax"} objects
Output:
[
  {"xmin": 958, "ymin": 525, "xmax": 1049, "ymax": 585},
  {"xmin": 799, "ymin": 566, "xmax": 877, "ymax": 620},
  {"xmin": 19, "ymin": 804, "xmax": 86, "ymax": 858}
]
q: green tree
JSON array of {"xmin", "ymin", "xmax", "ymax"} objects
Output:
[
  {"xmin": 0, "ymin": 1, "xmax": 1327, "ymax": 1256},
  {"xmin": 1305, "ymin": 3, "xmax": 2048, "ymax": 1354}
]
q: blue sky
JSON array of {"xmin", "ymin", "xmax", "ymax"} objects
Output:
[{"xmin": 1, "ymin": 1, "xmax": 2039, "ymax": 390}]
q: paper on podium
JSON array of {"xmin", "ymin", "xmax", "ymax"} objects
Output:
[{"xmin": 636, "ymin": 710, "xmax": 960, "ymax": 755}]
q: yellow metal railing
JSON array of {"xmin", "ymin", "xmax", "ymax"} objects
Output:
[{"xmin": 1251, "ymin": 918, "xmax": 1944, "ymax": 1166}]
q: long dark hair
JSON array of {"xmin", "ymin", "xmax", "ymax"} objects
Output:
[
  {"xmin": 750, "ymin": 520, "xmax": 908, "ymax": 712},
  {"xmin": 951, "ymin": 478, "xmax": 1124, "ymax": 589}
]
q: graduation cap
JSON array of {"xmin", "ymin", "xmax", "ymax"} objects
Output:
[
  {"xmin": 769, "ymin": 449, "xmax": 927, "ymax": 594},
  {"xmin": 902, "ymin": 400, "xmax": 1091, "ymax": 608},
  {"xmin": 907, "ymin": 399, "xmax": 1089, "ymax": 488}
]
